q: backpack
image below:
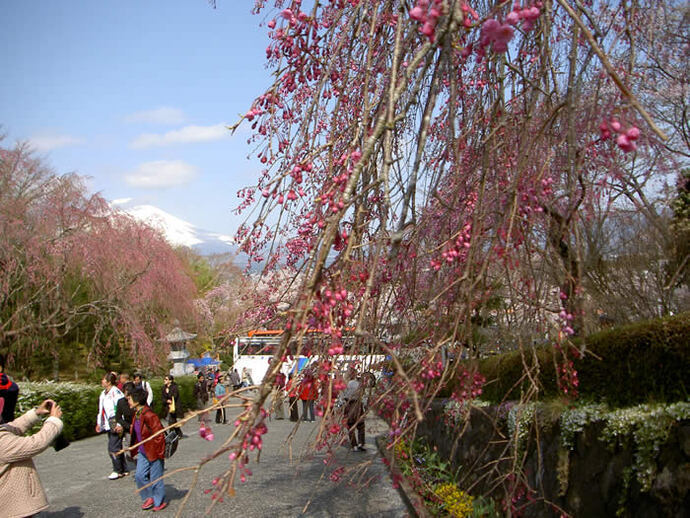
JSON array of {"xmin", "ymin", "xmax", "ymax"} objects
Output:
[{"xmin": 164, "ymin": 428, "xmax": 179, "ymax": 459}]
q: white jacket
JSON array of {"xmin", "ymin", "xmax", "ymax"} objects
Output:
[
  {"xmin": 143, "ymin": 381, "xmax": 153, "ymax": 406},
  {"xmin": 97, "ymin": 386, "xmax": 124, "ymax": 431}
]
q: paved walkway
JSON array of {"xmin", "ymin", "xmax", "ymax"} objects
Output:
[{"xmin": 34, "ymin": 403, "xmax": 408, "ymax": 518}]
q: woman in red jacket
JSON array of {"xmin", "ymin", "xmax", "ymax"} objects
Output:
[
  {"xmin": 128, "ymin": 387, "xmax": 167, "ymax": 512},
  {"xmin": 299, "ymin": 371, "xmax": 318, "ymax": 422}
]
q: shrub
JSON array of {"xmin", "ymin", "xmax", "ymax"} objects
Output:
[
  {"xmin": 16, "ymin": 375, "xmax": 201, "ymax": 440},
  {"xmin": 577, "ymin": 313, "xmax": 690, "ymax": 405},
  {"xmin": 17, "ymin": 381, "xmax": 102, "ymax": 441},
  {"xmin": 467, "ymin": 313, "xmax": 690, "ymax": 405}
]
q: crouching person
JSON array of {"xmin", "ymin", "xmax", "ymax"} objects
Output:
[{"xmin": 128, "ymin": 387, "xmax": 167, "ymax": 512}]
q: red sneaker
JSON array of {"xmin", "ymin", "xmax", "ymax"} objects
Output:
[
  {"xmin": 141, "ymin": 497, "xmax": 154, "ymax": 510},
  {"xmin": 153, "ymin": 501, "xmax": 168, "ymax": 512}
]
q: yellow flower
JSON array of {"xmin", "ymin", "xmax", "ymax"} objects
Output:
[{"xmin": 434, "ymin": 483, "xmax": 474, "ymax": 517}]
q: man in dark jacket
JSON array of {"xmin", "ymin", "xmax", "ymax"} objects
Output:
[
  {"xmin": 128, "ymin": 387, "xmax": 167, "ymax": 512},
  {"xmin": 114, "ymin": 381, "xmax": 135, "ymax": 474}
]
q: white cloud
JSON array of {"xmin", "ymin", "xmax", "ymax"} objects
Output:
[
  {"xmin": 110, "ymin": 197, "xmax": 133, "ymax": 206},
  {"xmin": 124, "ymin": 160, "xmax": 199, "ymax": 189},
  {"xmin": 124, "ymin": 107, "xmax": 186, "ymax": 125},
  {"xmin": 130, "ymin": 123, "xmax": 229, "ymax": 149},
  {"xmin": 29, "ymin": 133, "xmax": 85, "ymax": 151}
]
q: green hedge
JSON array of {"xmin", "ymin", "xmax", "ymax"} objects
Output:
[
  {"xmin": 458, "ymin": 313, "xmax": 690, "ymax": 406},
  {"xmin": 16, "ymin": 375, "xmax": 200, "ymax": 441},
  {"xmin": 17, "ymin": 381, "xmax": 102, "ymax": 441}
]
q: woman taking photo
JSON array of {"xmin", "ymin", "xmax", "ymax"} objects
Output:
[{"xmin": 0, "ymin": 373, "xmax": 64, "ymax": 517}]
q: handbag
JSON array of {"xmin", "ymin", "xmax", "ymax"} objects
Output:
[
  {"xmin": 169, "ymin": 397, "xmax": 176, "ymax": 414},
  {"xmin": 164, "ymin": 428, "xmax": 179, "ymax": 459},
  {"xmin": 108, "ymin": 416, "xmax": 120, "ymax": 434}
]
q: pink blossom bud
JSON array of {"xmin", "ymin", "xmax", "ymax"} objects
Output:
[
  {"xmin": 496, "ymin": 24, "xmax": 514, "ymax": 43},
  {"xmin": 626, "ymin": 126, "xmax": 640, "ymax": 140},
  {"xmin": 421, "ymin": 21, "xmax": 435, "ymax": 37},
  {"xmin": 616, "ymin": 133, "xmax": 630, "ymax": 149},
  {"xmin": 482, "ymin": 18, "xmax": 500, "ymax": 33},
  {"xmin": 410, "ymin": 6, "xmax": 426, "ymax": 22}
]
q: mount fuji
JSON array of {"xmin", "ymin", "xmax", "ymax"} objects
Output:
[{"xmin": 123, "ymin": 204, "xmax": 239, "ymax": 256}]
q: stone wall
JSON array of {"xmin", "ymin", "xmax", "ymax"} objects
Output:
[{"xmin": 416, "ymin": 402, "xmax": 690, "ymax": 517}]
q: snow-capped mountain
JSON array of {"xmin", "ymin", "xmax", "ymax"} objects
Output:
[{"xmin": 124, "ymin": 204, "xmax": 238, "ymax": 255}]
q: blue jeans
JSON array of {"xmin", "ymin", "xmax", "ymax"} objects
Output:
[{"xmin": 135, "ymin": 452, "xmax": 165, "ymax": 506}]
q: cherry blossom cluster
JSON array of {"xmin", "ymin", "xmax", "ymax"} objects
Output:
[
  {"xmin": 453, "ymin": 367, "xmax": 486, "ymax": 401},
  {"xmin": 472, "ymin": 2, "xmax": 541, "ymax": 58},
  {"xmin": 558, "ymin": 357, "xmax": 579, "ymax": 398},
  {"xmin": 419, "ymin": 358, "xmax": 444, "ymax": 380},
  {"xmin": 599, "ymin": 119, "xmax": 641, "ymax": 152},
  {"xmin": 506, "ymin": 2, "xmax": 542, "ymax": 31},
  {"xmin": 409, "ymin": 0, "xmax": 446, "ymax": 42},
  {"xmin": 479, "ymin": 18, "xmax": 515, "ymax": 53},
  {"xmin": 198, "ymin": 423, "xmax": 215, "ymax": 441},
  {"xmin": 305, "ymin": 285, "xmax": 355, "ymax": 338},
  {"xmin": 244, "ymin": 420, "xmax": 269, "ymax": 452}
]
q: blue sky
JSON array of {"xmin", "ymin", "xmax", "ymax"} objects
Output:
[{"xmin": 1, "ymin": 1, "xmax": 275, "ymax": 235}]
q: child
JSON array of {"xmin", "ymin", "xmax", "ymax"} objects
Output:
[{"xmin": 128, "ymin": 387, "xmax": 167, "ymax": 511}]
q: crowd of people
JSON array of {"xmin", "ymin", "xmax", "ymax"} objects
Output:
[
  {"xmin": 272, "ymin": 364, "xmax": 375, "ymax": 452},
  {"xmin": 0, "ymin": 357, "xmax": 376, "ymax": 516},
  {"xmin": 94, "ymin": 370, "xmax": 170, "ymax": 511}
]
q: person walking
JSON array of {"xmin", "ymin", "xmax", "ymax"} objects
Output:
[
  {"xmin": 128, "ymin": 387, "xmax": 167, "ymax": 512},
  {"xmin": 193, "ymin": 373, "xmax": 209, "ymax": 423},
  {"xmin": 113, "ymin": 381, "xmax": 135, "ymax": 476},
  {"xmin": 286, "ymin": 373, "xmax": 300, "ymax": 422},
  {"xmin": 299, "ymin": 370, "xmax": 318, "ymax": 422},
  {"xmin": 96, "ymin": 372, "xmax": 128, "ymax": 479},
  {"xmin": 117, "ymin": 372, "xmax": 130, "ymax": 391},
  {"xmin": 162, "ymin": 375, "xmax": 182, "ymax": 438},
  {"xmin": 241, "ymin": 367, "xmax": 254, "ymax": 388},
  {"xmin": 341, "ymin": 372, "xmax": 368, "ymax": 452},
  {"xmin": 214, "ymin": 376, "xmax": 227, "ymax": 424},
  {"xmin": 133, "ymin": 372, "xmax": 153, "ymax": 406},
  {"xmin": 229, "ymin": 368, "xmax": 241, "ymax": 391},
  {"xmin": 0, "ymin": 380, "xmax": 64, "ymax": 518},
  {"xmin": 272, "ymin": 370, "xmax": 286, "ymax": 419}
]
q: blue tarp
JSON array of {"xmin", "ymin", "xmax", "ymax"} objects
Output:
[
  {"xmin": 291, "ymin": 357, "xmax": 309, "ymax": 373},
  {"xmin": 187, "ymin": 357, "xmax": 221, "ymax": 368}
]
